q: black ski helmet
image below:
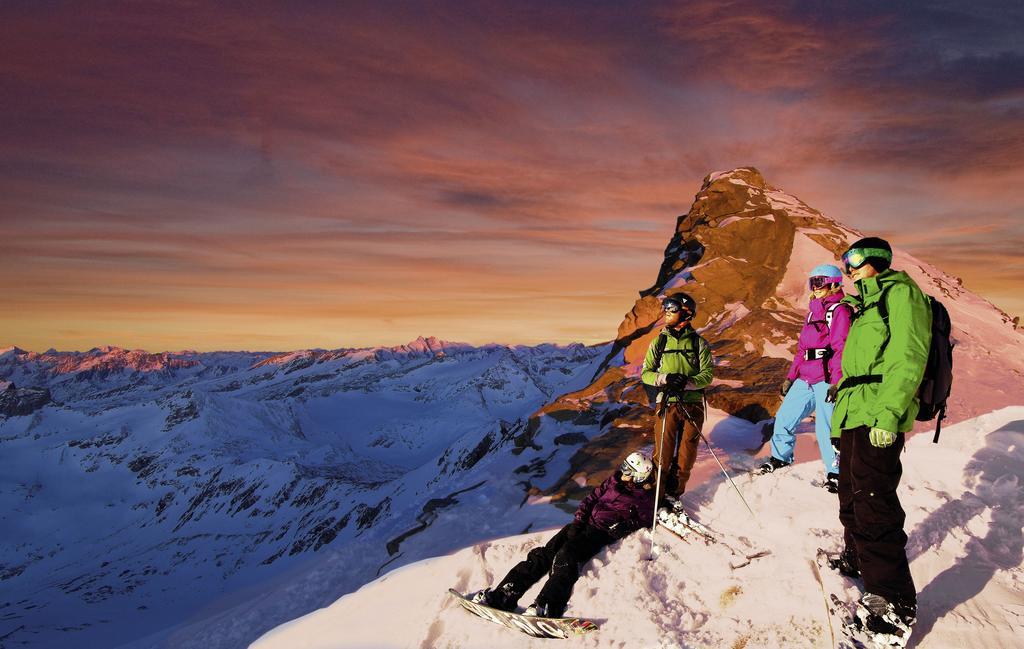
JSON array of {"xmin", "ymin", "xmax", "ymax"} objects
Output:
[
  {"xmin": 662, "ymin": 293, "xmax": 696, "ymax": 318},
  {"xmin": 844, "ymin": 237, "xmax": 893, "ymax": 273}
]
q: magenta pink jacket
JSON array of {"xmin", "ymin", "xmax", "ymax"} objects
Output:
[{"xmin": 785, "ymin": 291, "xmax": 853, "ymax": 386}]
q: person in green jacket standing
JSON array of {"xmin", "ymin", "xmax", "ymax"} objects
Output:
[
  {"xmin": 830, "ymin": 237, "xmax": 931, "ymax": 646},
  {"xmin": 641, "ymin": 293, "xmax": 714, "ymax": 509}
]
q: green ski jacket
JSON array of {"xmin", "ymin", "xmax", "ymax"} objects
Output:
[
  {"xmin": 641, "ymin": 325, "xmax": 714, "ymax": 403},
  {"xmin": 831, "ymin": 270, "xmax": 932, "ymax": 435}
]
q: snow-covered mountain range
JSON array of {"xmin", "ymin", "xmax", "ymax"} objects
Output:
[
  {"xmin": 0, "ymin": 338, "xmax": 608, "ymax": 648},
  {"xmin": 3, "ymin": 167, "xmax": 1022, "ymax": 649}
]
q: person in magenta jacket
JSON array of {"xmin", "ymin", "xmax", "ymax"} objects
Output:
[{"xmin": 758, "ymin": 264, "xmax": 853, "ymax": 492}]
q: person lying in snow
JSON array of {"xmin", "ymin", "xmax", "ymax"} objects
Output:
[{"xmin": 467, "ymin": 451, "xmax": 656, "ymax": 618}]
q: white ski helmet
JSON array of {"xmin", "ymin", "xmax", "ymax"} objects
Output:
[{"xmin": 620, "ymin": 451, "xmax": 654, "ymax": 483}]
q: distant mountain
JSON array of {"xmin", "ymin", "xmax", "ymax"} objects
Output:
[{"xmin": 0, "ymin": 339, "xmax": 608, "ymax": 649}]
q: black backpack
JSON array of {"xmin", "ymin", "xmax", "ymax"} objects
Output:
[{"xmin": 877, "ymin": 289, "xmax": 955, "ymax": 442}]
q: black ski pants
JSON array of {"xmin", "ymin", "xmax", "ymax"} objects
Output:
[
  {"xmin": 838, "ymin": 425, "xmax": 916, "ymax": 605},
  {"xmin": 493, "ymin": 521, "xmax": 613, "ymax": 617}
]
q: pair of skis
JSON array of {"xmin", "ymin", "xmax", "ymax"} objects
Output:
[{"xmin": 655, "ymin": 507, "xmax": 770, "ymax": 569}]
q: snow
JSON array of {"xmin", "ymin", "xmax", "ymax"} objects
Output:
[
  {"xmin": 252, "ymin": 407, "xmax": 1024, "ymax": 649},
  {"xmin": 771, "ymin": 231, "xmax": 842, "ymax": 310},
  {"xmin": 702, "ymin": 302, "xmax": 751, "ymax": 334},
  {"xmin": 761, "ymin": 341, "xmax": 792, "ymax": 360},
  {"xmin": 717, "ymin": 214, "xmax": 775, "ymax": 228}
]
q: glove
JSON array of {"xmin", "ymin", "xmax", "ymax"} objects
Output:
[
  {"xmin": 825, "ymin": 384, "xmax": 838, "ymax": 403},
  {"xmin": 869, "ymin": 427, "xmax": 897, "ymax": 448},
  {"xmin": 830, "ymin": 436, "xmax": 840, "ymax": 452},
  {"xmin": 666, "ymin": 373, "xmax": 688, "ymax": 391},
  {"xmin": 780, "ymin": 379, "xmax": 793, "ymax": 396}
]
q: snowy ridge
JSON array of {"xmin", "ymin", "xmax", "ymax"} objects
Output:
[{"xmin": 252, "ymin": 407, "xmax": 1024, "ymax": 649}]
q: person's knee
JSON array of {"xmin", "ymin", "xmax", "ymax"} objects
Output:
[{"xmin": 550, "ymin": 552, "xmax": 579, "ymax": 577}]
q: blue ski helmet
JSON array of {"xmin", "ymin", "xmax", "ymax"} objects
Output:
[
  {"xmin": 808, "ymin": 264, "xmax": 843, "ymax": 291},
  {"xmin": 809, "ymin": 264, "xmax": 843, "ymax": 280}
]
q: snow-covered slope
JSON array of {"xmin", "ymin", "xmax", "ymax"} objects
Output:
[
  {"xmin": 252, "ymin": 406, "xmax": 1024, "ymax": 649},
  {"xmin": 0, "ymin": 338, "xmax": 609, "ymax": 649}
]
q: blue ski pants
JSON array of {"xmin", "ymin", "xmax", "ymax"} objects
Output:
[{"xmin": 770, "ymin": 378, "xmax": 837, "ymax": 476}]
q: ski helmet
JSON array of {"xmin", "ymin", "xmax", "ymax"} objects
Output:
[
  {"xmin": 842, "ymin": 237, "xmax": 893, "ymax": 273},
  {"xmin": 620, "ymin": 451, "xmax": 654, "ymax": 483},
  {"xmin": 808, "ymin": 264, "xmax": 843, "ymax": 290},
  {"xmin": 662, "ymin": 293, "xmax": 696, "ymax": 318}
]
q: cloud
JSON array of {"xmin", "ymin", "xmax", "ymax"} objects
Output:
[{"xmin": 2, "ymin": 0, "xmax": 1022, "ymax": 348}]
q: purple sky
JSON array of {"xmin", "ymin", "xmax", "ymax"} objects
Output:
[{"xmin": 2, "ymin": 1, "xmax": 1022, "ymax": 351}]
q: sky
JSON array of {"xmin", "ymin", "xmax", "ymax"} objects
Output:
[{"xmin": 2, "ymin": 0, "xmax": 1023, "ymax": 352}]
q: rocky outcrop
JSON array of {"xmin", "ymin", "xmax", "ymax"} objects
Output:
[
  {"xmin": 537, "ymin": 166, "xmax": 1024, "ymax": 501},
  {"xmin": 607, "ymin": 167, "xmax": 859, "ymax": 420},
  {"xmin": 0, "ymin": 382, "xmax": 52, "ymax": 417}
]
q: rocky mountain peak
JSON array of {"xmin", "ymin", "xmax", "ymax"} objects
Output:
[{"xmin": 551, "ymin": 166, "xmax": 1024, "ymax": 500}]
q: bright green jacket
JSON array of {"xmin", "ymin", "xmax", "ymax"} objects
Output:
[
  {"xmin": 831, "ymin": 270, "xmax": 932, "ymax": 435},
  {"xmin": 641, "ymin": 325, "xmax": 714, "ymax": 403}
]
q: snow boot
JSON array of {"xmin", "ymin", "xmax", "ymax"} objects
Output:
[
  {"xmin": 824, "ymin": 472, "xmax": 839, "ymax": 494},
  {"xmin": 826, "ymin": 548, "xmax": 861, "ymax": 579},
  {"xmin": 468, "ymin": 583, "xmax": 518, "ymax": 612},
  {"xmin": 659, "ymin": 494, "xmax": 687, "ymax": 515},
  {"xmin": 524, "ymin": 600, "xmax": 563, "ymax": 618},
  {"xmin": 849, "ymin": 592, "xmax": 916, "ymax": 647},
  {"xmin": 757, "ymin": 456, "xmax": 790, "ymax": 474}
]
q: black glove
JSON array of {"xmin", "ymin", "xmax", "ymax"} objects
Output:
[
  {"xmin": 780, "ymin": 379, "xmax": 793, "ymax": 396},
  {"xmin": 830, "ymin": 436, "xmax": 840, "ymax": 452},
  {"xmin": 825, "ymin": 384, "xmax": 838, "ymax": 403},
  {"xmin": 666, "ymin": 373, "xmax": 688, "ymax": 391}
]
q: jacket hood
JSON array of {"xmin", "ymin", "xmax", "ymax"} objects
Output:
[
  {"xmin": 810, "ymin": 290, "xmax": 845, "ymax": 316},
  {"xmin": 852, "ymin": 270, "xmax": 915, "ymax": 302}
]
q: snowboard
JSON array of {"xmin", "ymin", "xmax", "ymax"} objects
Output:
[
  {"xmin": 655, "ymin": 508, "xmax": 770, "ymax": 569},
  {"xmin": 447, "ymin": 588, "xmax": 599, "ymax": 639}
]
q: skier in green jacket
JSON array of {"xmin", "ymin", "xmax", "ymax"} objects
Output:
[
  {"xmin": 830, "ymin": 237, "xmax": 931, "ymax": 647},
  {"xmin": 640, "ymin": 293, "xmax": 714, "ymax": 509}
]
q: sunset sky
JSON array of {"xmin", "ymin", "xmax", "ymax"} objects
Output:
[{"xmin": 2, "ymin": 1, "xmax": 1022, "ymax": 352}]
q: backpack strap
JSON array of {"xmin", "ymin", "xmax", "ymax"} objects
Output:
[
  {"xmin": 825, "ymin": 302, "xmax": 841, "ymax": 328},
  {"xmin": 651, "ymin": 331, "xmax": 669, "ymax": 372}
]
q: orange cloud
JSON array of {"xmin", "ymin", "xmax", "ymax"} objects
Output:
[{"xmin": 2, "ymin": 1, "xmax": 1022, "ymax": 351}]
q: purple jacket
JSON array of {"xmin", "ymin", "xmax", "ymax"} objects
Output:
[
  {"xmin": 786, "ymin": 291, "xmax": 852, "ymax": 386},
  {"xmin": 573, "ymin": 473, "xmax": 655, "ymax": 538}
]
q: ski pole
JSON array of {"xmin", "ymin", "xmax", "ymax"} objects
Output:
[
  {"xmin": 648, "ymin": 392, "xmax": 668, "ymax": 561},
  {"xmin": 698, "ymin": 430, "xmax": 758, "ymax": 521}
]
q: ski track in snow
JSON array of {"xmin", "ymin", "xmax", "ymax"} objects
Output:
[{"xmin": 252, "ymin": 407, "xmax": 1024, "ymax": 649}]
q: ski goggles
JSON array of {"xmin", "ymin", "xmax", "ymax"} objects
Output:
[
  {"xmin": 662, "ymin": 303, "xmax": 693, "ymax": 317},
  {"xmin": 809, "ymin": 275, "xmax": 841, "ymax": 290},
  {"xmin": 842, "ymin": 247, "xmax": 892, "ymax": 272}
]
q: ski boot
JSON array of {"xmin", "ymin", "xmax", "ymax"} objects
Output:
[
  {"xmin": 826, "ymin": 548, "xmax": 861, "ymax": 579},
  {"xmin": 524, "ymin": 600, "xmax": 563, "ymax": 618},
  {"xmin": 468, "ymin": 583, "xmax": 518, "ymax": 612},
  {"xmin": 823, "ymin": 472, "xmax": 839, "ymax": 494},
  {"xmin": 757, "ymin": 456, "xmax": 790, "ymax": 474},
  {"xmin": 847, "ymin": 592, "xmax": 916, "ymax": 648}
]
